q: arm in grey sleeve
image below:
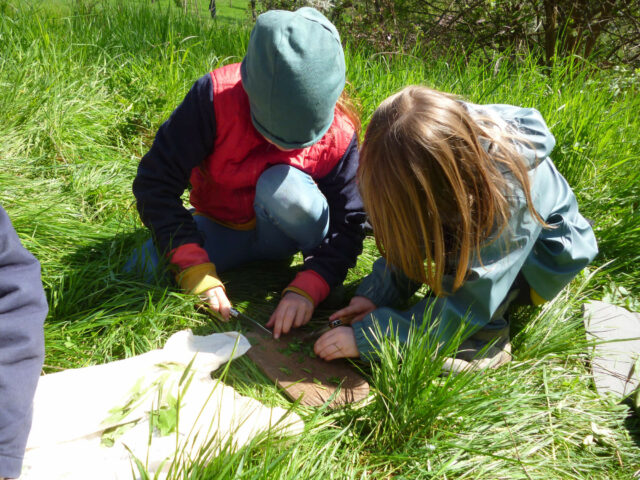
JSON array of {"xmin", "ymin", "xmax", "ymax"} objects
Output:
[
  {"xmin": 0, "ymin": 206, "xmax": 47, "ymax": 479},
  {"xmin": 521, "ymin": 159, "xmax": 598, "ymax": 300},
  {"xmin": 355, "ymin": 257, "xmax": 422, "ymax": 308}
]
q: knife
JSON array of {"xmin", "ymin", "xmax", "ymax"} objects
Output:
[{"xmin": 301, "ymin": 316, "xmax": 353, "ymax": 341}]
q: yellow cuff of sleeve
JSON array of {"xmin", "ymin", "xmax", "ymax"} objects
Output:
[
  {"xmin": 282, "ymin": 286, "xmax": 315, "ymax": 306},
  {"xmin": 530, "ymin": 288, "xmax": 547, "ymax": 306},
  {"xmin": 176, "ymin": 262, "xmax": 224, "ymax": 294}
]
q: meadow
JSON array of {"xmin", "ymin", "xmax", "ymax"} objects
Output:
[{"xmin": 1, "ymin": 0, "xmax": 639, "ymax": 477}]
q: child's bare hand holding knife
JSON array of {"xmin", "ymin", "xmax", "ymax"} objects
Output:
[{"xmin": 314, "ymin": 296, "xmax": 376, "ymax": 361}]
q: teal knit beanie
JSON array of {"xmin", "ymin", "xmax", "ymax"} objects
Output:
[{"xmin": 241, "ymin": 7, "xmax": 346, "ymax": 149}]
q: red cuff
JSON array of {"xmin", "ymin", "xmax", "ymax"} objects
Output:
[
  {"xmin": 168, "ymin": 243, "xmax": 211, "ymax": 271},
  {"xmin": 285, "ymin": 270, "xmax": 330, "ymax": 306}
]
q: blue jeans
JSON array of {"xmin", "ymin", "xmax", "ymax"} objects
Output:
[{"xmin": 125, "ymin": 165, "xmax": 329, "ymax": 280}]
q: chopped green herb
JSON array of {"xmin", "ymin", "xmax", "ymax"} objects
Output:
[
  {"xmin": 328, "ymin": 376, "xmax": 343, "ymax": 385},
  {"xmin": 301, "ymin": 367, "xmax": 312, "ymax": 374},
  {"xmin": 302, "ymin": 343, "xmax": 316, "ymax": 358},
  {"xmin": 312, "ymin": 377, "xmax": 327, "ymax": 390},
  {"xmin": 279, "ymin": 340, "xmax": 304, "ymax": 357},
  {"xmin": 154, "ymin": 405, "xmax": 177, "ymax": 436},
  {"xmin": 101, "ymin": 422, "xmax": 137, "ymax": 447},
  {"xmin": 279, "ymin": 366, "xmax": 292, "ymax": 375},
  {"xmin": 149, "ymin": 394, "xmax": 180, "ymax": 437}
]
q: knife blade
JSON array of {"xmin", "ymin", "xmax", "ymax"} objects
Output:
[{"xmin": 230, "ymin": 307, "xmax": 273, "ymax": 337}]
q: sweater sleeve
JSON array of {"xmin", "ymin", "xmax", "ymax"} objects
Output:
[
  {"xmin": 285, "ymin": 135, "xmax": 367, "ymax": 304},
  {"xmin": 132, "ymin": 73, "xmax": 216, "ymax": 261},
  {"xmin": 0, "ymin": 206, "xmax": 47, "ymax": 479}
]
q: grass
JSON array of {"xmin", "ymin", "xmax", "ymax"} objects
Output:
[{"xmin": 1, "ymin": 0, "xmax": 639, "ymax": 478}]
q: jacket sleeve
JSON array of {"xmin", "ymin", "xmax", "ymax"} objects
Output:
[
  {"xmin": 520, "ymin": 159, "xmax": 598, "ymax": 300},
  {"xmin": 355, "ymin": 256, "xmax": 423, "ymax": 308},
  {"xmin": 475, "ymin": 103, "xmax": 598, "ymax": 299},
  {"xmin": 0, "ymin": 206, "xmax": 47, "ymax": 479},
  {"xmin": 284, "ymin": 135, "xmax": 367, "ymax": 305},
  {"xmin": 132, "ymin": 74, "xmax": 216, "ymax": 263}
]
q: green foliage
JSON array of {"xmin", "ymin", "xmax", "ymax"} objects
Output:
[
  {"xmin": 1, "ymin": 1, "xmax": 639, "ymax": 478},
  {"xmin": 329, "ymin": 0, "xmax": 640, "ymax": 66},
  {"xmin": 349, "ymin": 315, "xmax": 479, "ymax": 450}
]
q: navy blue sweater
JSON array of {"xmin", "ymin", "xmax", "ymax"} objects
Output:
[{"xmin": 0, "ymin": 206, "xmax": 47, "ymax": 479}]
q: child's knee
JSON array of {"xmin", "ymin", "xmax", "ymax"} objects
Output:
[
  {"xmin": 255, "ymin": 165, "xmax": 328, "ymax": 230},
  {"xmin": 255, "ymin": 164, "xmax": 291, "ymax": 198}
]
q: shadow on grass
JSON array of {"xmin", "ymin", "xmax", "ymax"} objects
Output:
[
  {"xmin": 52, "ymin": 228, "xmax": 368, "ymax": 399},
  {"xmin": 46, "ymin": 229, "xmax": 168, "ymax": 323},
  {"xmin": 508, "ymin": 305, "xmax": 539, "ymax": 340},
  {"xmin": 623, "ymin": 400, "xmax": 640, "ymax": 448}
]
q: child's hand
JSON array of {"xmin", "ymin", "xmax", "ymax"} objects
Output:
[
  {"xmin": 200, "ymin": 286, "xmax": 232, "ymax": 320},
  {"xmin": 314, "ymin": 326, "xmax": 359, "ymax": 361},
  {"xmin": 266, "ymin": 292, "xmax": 313, "ymax": 339},
  {"xmin": 330, "ymin": 296, "xmax": 376, "ymax": 324}
]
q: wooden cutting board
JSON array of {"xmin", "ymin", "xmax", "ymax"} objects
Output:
[{"xmin": 245, "ymin": 329, "xmax": 370, "ymax": 408}]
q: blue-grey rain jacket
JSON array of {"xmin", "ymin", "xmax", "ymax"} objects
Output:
[{"xmin": 352, "ymin": 104, "xmax": 598, "ymax": 359}]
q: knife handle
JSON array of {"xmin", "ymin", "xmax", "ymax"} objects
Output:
[{"xmin": 328, "ymin": 315, "xmax": 354, "ymax": 329}]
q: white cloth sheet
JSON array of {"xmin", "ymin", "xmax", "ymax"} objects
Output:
[{"xmin": 22, "ymin": 330, "xmax": 303, "ymax": 479}]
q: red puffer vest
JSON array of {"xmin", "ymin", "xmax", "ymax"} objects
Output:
[{"xmin": 189, "ymin": 63, "xmax": 355, "ymax": 226}]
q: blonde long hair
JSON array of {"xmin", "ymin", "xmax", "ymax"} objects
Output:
[
  {"xmin": 358, "ymin": 85, "xmax": 543, "ymax": 295},
  {"xmin": 337, "ymin": 89, "xmax": 362, "ymax": 140}
]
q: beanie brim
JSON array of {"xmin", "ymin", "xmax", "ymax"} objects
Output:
[
  {"xmin": 243, "ymin": 60, "xmax": 335, "ymax": 149},
  {"xmin": 249, "ymin": 107, "xmax": 334, "ymax": 150}
]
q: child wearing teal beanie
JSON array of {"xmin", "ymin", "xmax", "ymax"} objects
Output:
[
  {"xmin": 130, "ymin": 8, "xmax": 366, "ymax": 339},
  {"xmin": 241, "ymin": 7, "xmax": 347, "ymax": 149}
]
